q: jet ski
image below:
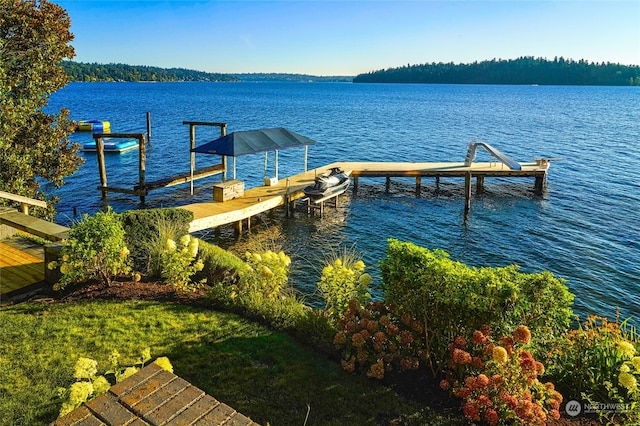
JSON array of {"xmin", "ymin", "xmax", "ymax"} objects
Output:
[{"xmin": 303, "ymin": 167, "xmax": 351, "ymax": 199}]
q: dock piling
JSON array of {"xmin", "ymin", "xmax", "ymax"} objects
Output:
[
  {"xmin": 96, "ymin": 137, "xmax": 107, "ymax": 199},
  {"xmin": 464, "ymin": 172, "xmax": 472, "ymax": 212}
]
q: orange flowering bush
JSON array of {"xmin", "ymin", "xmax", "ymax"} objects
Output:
[
  {"xmin": 441, "ymin": 325, "xmax": 562, "ymax": 425},
  {"xmin": 333, "ymin": 299, "xmax": 426, "ymax": 379}
]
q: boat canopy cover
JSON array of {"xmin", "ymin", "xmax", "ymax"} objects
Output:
[{"xmin": 191, "ymin": 127, "xmax": 317, "ymax": 157}]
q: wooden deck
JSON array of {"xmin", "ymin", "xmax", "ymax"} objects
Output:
[
  {"xmin": 181, "ymin": 164, "xmax": 341, "ymax": 233},
  {"xmin": 53, "ymin": 363, "xmax": 259, "ymax": 426},
  {"xmin": 180, "ymin": 160, "xmax": 550, "ymax": 232},
  {"xmin": 0, "ymin": 239, "xmax": 45, "ymax": 297}
]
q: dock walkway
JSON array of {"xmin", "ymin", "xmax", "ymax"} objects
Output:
[{"xmin": 181, "ymin": 160, "xmax": 550, "ymax": 233}]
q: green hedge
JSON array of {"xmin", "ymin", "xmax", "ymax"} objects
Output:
[
  {"xmin": 379, "ymin": 239, "xmax": 574, "ymax": 374},
  {"xmin": 119, "ymin": 208, "xmax": 193, "ymax": 273}
]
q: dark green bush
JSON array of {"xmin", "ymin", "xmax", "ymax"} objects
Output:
[
  {"xmin": 196, "ymin": 240, "xmax": 246, "ymax": 286},
  {"xmin": 119, "ymin": 208, "xmax": 193, "ymax": 274},
  {"xmin": 379, "ymin": 239, "xmax": 574, "ymax": 376}
]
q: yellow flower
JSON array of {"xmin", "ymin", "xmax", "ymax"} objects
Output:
[
  {"xmin": 68, "ymin": 381, "xmax": 94, "ymax": 405},
  {"xmin": 354, "ymin": 260, "xmax": 365, "ymax": 271},
  {"xmin": 165, "ymin": 239, "xmax": 177, "ymax": 252},
  {"xmin": 59, "ymin": 262, "xmax": 71, "ymax": 275},
  {"xmin": 621, "ymin": 364, "xmax": 631, "ymax": 374},
  {"xmin": 492, "ymin": 346, "xmax": 509, "ymax": 364},
  {"xmin": 617, "ymin": 341, "xmax": 637, "ymax": 359},
  {"xmin": 261, "ymin": 266, "xmax": 274, "ymax": 277},
  {"xmin": 153, "ymin": 356, "xmax": 173, "ymax": 373},
  {"xmin": 73, "ymin": 357, "xmax": 98, "ymax": 379},
  {"xmin": 109, "ymin": 349, "xmax": 121, "ymax": 369},
  {"xmin": 179, "ymin": 234, "xmax": 191, "ymax": 247},
  {"xmin": 92, "ymin": 375, "xmax": 111, "ymax": 395},
  {"xmin": 632, "ymin": 357, "xmax": 640, "ymax": 371},
  {"xmin": 59, "ymin": 401, "xmax": 76, "ymax": 418},
  {"xmin": 140, "ymin": 347, "xmax": 151, "ymax": 363},
  {"xmin": 619, "ymin": 372, "xmax": 638, "ymax": 391},
  {"xmin": 120, "ymin": 366, "xmax": 138, "ymax": 381},
  {"xmin": 119, "ymin": 246, "xmax": 130, "ymax": 258},
  {"xmin": 188, "ymin": 237, "xmax": 199, "ymax": 258}
]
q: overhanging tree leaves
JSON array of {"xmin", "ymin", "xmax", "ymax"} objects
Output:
[{"xmin": 0, "ymin": 0, "xmax": 83, "ymax": 219}]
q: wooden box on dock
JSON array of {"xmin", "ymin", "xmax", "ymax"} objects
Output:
[{"xmin": 213, "ymin": 180, "xmax": 244, "ymax": 202}]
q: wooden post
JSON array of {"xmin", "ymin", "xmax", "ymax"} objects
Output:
[
  {"xmin": 476, "ymin": 176, "xmax": 485, "ymax": 194},
  {"xmin": 146, "ymin": 112, "xmax": 151, "ymax": 145},
  {"xmin": 21, "ymin": 203, "xmax": 29, "ymax": 215},
  {"xmin": 264, "ymin": 152, "xmax": 268, "ymax": 178},
  {"xmin": 386, "ymin": 176, "xmax": 391, "ymax": 192},
  {"xmin": 139, "ymin": 134, "xmax": 146, "ymax": 204},
  {"xmin": 353, "ymin": 176, "xmax": 359, "ymax": 195},
  {"xmin": 247, "ymin": 216, "xmax": 251, "ymax": 232},
  {"xmin": 416, "ymin": 175, "xmax": 422, "ymax": 196},
  {"xmin": 189, "ymin": 124, "xmax": 196, "ymax": 195},
  {"xmin": 534, "ymin": 175, "xmax": 545, "ymax": 195},
  {"xmin": 235, "ymin": 220, "xmax": 242, "ymax": 235},
  {"xmin": 285, "ymin": 178, "xmax": 291, "ymax": 217},
  {"xmin": 221, "ymin": 124, "xmax": 228, "ymax": 181},
  {"xmin": 96, "ymin": 136, "xmax": 108, "ymax": 199},
  {"xmin": 464, "ymin": 172, "xmax": 472, "ymax": 212},
  {"xmin": 436, "ymin": 176, "xmax": 440, "ymax": 187}
]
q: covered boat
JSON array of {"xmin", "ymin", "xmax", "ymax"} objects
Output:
[
  {"xmin": 81, "ymin": 138, "xmax": 138, "ymax": 153},
  {"xmin": 76, "ymin": 120, "xmax": 110, "ymax": 132},
  {"xmin": 303, "ymin": 167, "xmax": 351, "ymax": 199}
]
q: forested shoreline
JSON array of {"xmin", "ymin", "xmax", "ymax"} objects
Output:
[
  {"xmin": 61, "ymin": 61, "xmax": 240, "ymax": 82},
  {"xmin": 354, "ymin": 57, "xmax": 640, "ymax": 86},
  {"xmin": 62, "ymin": 57, "xmax": 640, "ymax": 86}
]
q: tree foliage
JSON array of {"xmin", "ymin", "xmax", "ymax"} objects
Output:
[
  {"xmin": 0, "ymin": 0, "xmax": 82, "ymax": 218},
  {"xmin": 354, "ymin": 56, "xmax": 640, "ymax": 86},
  {"xmin": 62, "ymin": 61, "xmax": 240, "ymax": 82}
]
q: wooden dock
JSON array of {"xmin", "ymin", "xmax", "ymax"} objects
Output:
[{"xmin": 181, "ymin": 159, "xmax": 550, "ymax": 233}]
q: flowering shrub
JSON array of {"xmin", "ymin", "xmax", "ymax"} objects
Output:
[
  {"xmin": 160, "ymin": 234, "xmax": 205, "ymax": 292},
  {"xmin": 334, "ymin": 299, "xmax": 426, "ymax": 379},
  {"xmin": 545, "ymin": 315, "xmax": 640, "ymax": 424},
  {"xmin": 57, "ymin": 348, "xmax": 172, "ymax": 418},
  {"xmin": 380, "ymin": 239, "xmax": 574, "ymax": 376},
  {"xmin": 318, "ymin": 256, "xmax": 372, "ymax": 323},
  {"xmin": 441, "ymin": 325, "xmax": 562, "ymax": 425},
  {"xmin": 240, "ymin": 250, "xmax": 291, "ymax": 299},
  {"xmin": 50, "ymin": 207, "xmax": 131, "ymax": 289}
]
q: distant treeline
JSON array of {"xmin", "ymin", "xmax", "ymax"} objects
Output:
[
  {"xmin": 61, "ymin": 61, "xmax": 240, "ymax": 82},
  {"xmin": 353, "ymin": 57, "xmax": 640, "ymax": 86},
  {"xmin": 233, "ymin": 73, "xmax": 353, "ymax": 82}
]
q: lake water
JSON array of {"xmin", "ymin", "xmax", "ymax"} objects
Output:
[{"xmin": 45, "ymin": 82, "xmax": 640, "ymax": 321}]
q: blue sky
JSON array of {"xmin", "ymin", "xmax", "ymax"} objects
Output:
[{"xmin": 57, "ymin": 1, "xmax": 640, "ymax": 76}]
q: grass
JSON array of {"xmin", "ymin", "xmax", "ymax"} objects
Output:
[{"xmin": 0, "ymin": 300, "xmax": 463, "ymax": 426}]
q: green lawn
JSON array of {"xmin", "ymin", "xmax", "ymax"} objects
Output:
[{"xmin": 0, "ymin": 300, "xmax": 463, "ymax": 425}]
